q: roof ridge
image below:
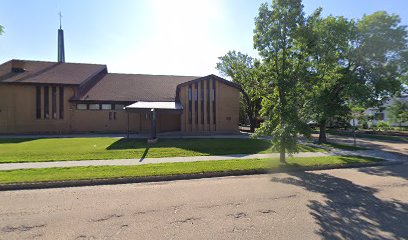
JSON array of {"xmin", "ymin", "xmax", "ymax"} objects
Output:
[
  {"xmin": 106, "ymin": 72, "xmax": 202, "ymax": 78},
  {"xmin": 9, "ymin": 59, "xmax": 106, "ymax": 66}
]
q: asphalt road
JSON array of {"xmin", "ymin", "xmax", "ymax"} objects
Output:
[{"xmin": 1, "ymin": 164, "xmax": 407, "ymax": 240}]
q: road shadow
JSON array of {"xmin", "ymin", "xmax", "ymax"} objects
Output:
[
  {"xmin": 358, "ymin": 164, "xmax": 408, "ymax": 180},
  {"xmin": 271, "ymin": 171, "xmax": 408, "ymax": 239}
]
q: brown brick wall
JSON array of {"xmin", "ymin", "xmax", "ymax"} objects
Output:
[
  {"xmin": 0, "ymin": 84, "xmax": 142, "ymax": 134},
  {"xmin": 179, "ymin": 78, "xmax": 240, "ymax": 134},
  {"xmin": 0, "ymin": 84, "xmax": 73, "ymax": 134},
  {"xmin": 70, "ymin": 109, "xmax": 140, "ymax": 133},
  {"xmin": 215, "ymin": 81, "xmax": 240, "ymax": 132},
  {"xmin": 0, "ymin": 78, "xmax": 239, "ymax": 134},
  {"xmin": 157, "ymin": 112, "xmax": 180, "ymax": 133}
]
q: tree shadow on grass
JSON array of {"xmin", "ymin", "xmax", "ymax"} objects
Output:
[
  {"xmin": 281, "ymin": 155, "xmax": 382, "ymax": 169},
  {"xmin": 106, "ymin": 138, "xmax": 273, "ymax": 156},
  {"xmin": 106, "ymin": 138, "xmax": 147, "ymax": 150},
  {"xmin": 271, "ymin": 171, "xmax": 408, "ymax": 239},
  {"xmin": 139, "ymin": 146, "xmax": 150, "ymax": 162},
  {"xmin": 0, "ymin": 138, "xmax": 38, "ymax": 144}
]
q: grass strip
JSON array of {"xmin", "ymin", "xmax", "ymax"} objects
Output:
[
  {"xmin": 0, "ymin": 156, "xmax": 382, "ymax": 184},
  {"xmin": 0, "ymin": 138, "xmax": 323, "ymax": 163},
  {"xmin": 328, "ymin": 131, "xmax": 408, "ymax": 143},
  {"xmin": 321, "ymin": 142, "xmax": 369, "ymax": 151}
]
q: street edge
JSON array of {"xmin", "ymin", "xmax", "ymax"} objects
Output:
[{"xmin": 0, "ymin": 160, "xmax": 404, "ymax": 191}]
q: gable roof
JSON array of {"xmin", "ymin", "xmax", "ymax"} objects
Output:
[
  {"xmin": 73, "ymin": 73, "xmax": 201, "ymax": 102},
  {"xmin": 0, "ymin": 60, "xmax": 106, "ymax": 85},
  {"xmin": 176, "ymin": 74, "xmax": 242, "ymax": 90},
  {"xmin": 0, "ymin": 59, "xmax": 242, "ymax": 103}
]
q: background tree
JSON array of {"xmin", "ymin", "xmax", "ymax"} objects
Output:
[
  {"xmin": 350, "ymin": 106, "xmax": 368, "ymax": 128},
  {"xmin": 253, "ymin": 0, "xmax": 310, "ymax": 163},
  {"xmin": 303, "ymin": 11, "xmax": 408, "ymax": 142},
  {"xmin": 350, "ymin": 11, "xmax": 408, "ymax": 107},
  {"xmin": 216, "ymin": 51, "xmax": 262, "ymax": 132},
  {"xmin": 387, "ymin": 98, "xmax": 408, "ymax": 127},
  {"xmin": 301, "ymin": 10, "xmax": 356, "ymax": 143},
  {"xmin": 0, "ymin": 25, "xmax": 3, "ymax": 35}
]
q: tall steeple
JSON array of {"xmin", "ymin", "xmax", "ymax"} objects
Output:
[{"xmin": 57, "ymin": 11, "xmax": 65, "ymax": 63}]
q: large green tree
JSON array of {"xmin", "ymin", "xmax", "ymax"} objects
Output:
[
  {"xmin": 301, "ymin": 10, "xmax": 356, "ymax": 143},
  {"xmin": 216, "ymin": 51, "xmax": 262, "ymax": 132},
  {"xmin": 304, "ymin": 11, "xmax": 408, "ymax": 143},
  {"xmin": 253, "ymin": 0, "xmax": 310, "ymax": 163},
  {"xmin": 351, "ymin": 11, "xmax": 408, "ymax": 106}
]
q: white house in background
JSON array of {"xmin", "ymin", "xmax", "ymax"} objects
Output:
[{"xmin": 364, "ymin": 96, "xmax": 408, "ymax": 127}]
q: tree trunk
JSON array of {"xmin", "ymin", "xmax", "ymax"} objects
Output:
[
  {"xmin": 248, "ymin": 114, "xmax": 256, "ymax": 132},
  {"xmin": 318, "ymin": 120, "xmax": 327, "ymax": 144},
  {"xmin": 241, "ymin": 90, "xmax": 256, "ymax": 132},
  {"xmin": 280, "ymin": 137, "xmax": 286, "ymax": 163}
]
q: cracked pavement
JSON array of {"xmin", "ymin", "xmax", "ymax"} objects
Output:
[{"xmin": 0, "ymin": 163, "xmax": 407, "ymax": 240}]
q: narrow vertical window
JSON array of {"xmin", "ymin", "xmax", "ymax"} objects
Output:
[
  {"xmin": 59, "ymin": 87, "xmax": 64, "ymax": 119},
  {"xmin": 212, "ymin": 79, "xmax": 216, "ymax": 125},
  {"xmin": 109, "ymin": 112, "xmax": 112, "ymax": 120},
  {"xmin": 201, "ymin": 80, "xmax": 204, "ymax": 124},
  {"xmin": 188, "ymin": 84, "xmax": 192, "ymax": 124},
  {"xmin": 52, "ymin": 86, "xmax": 57, "ymax": 119},
  {"xmin": 36, "ymin": 86, "xmax": 41, "ymax": 119},
  {"xmin": 43, "ymin": 86, "xmax": 49, "ymax": 119},
  {"xmin": 195, "ymin": 81, "xmax": 198, "ymax": 125},
  {"xmin": 113, "ymin": 112, "xmax": 117, "ymax": 120},
  {"xmin": 207, "ymin": 79, "xmax": 210, "ymax": 124}
]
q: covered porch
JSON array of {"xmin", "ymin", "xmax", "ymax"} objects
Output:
[{"xmin": 125, "ymin": 101, "xmax": 183, "ymax": 139}]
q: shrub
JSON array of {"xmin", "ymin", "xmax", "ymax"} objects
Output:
[{"xmin": 375, "ymin": 121, "xmax": 391, "ymax": 131}]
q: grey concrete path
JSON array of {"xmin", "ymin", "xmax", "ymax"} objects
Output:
[
  {"xmin": 0, "ymin": 149, "xmax": 405, "ymax": 171},
  {"xmin": 0, "ymin": 132, "xmax": 254, "ymax": 139}
]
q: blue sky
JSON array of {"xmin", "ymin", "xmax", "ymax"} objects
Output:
[{"xmin": 1, "ymin": 0, "xmax": 407, "ymax": 76}]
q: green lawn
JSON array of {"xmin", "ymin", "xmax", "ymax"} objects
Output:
[
  {"xmin": 0, "ymin": 156, "xmax": 382, "ymax": 184},
  {"xmin": 328, "ymin": 131, "xmax": 408, "ymax": 143},
  {"xmin": 0, "ymin": 138, "xmax": 323, "ymax": 163},
  {"xmin": 321, "ymin": 142, "xmax": 369, "ymax": 150}
]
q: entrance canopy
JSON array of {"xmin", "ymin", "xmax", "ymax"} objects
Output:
[
  {"xmin": 124, "ymin": 101, "xmax": 183, "ymax": 110},
  {"xmin": 124, "ymin": 101, "xmax": 183, "ymax": 139}
]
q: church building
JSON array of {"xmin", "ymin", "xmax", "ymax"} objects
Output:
[{"xmin": 0, "ymin": 25, "xmax": 241, "ymax": 135}]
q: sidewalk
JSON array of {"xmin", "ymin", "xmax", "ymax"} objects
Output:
[
  {"xmin": 0, "ymin": 132, "xmax": 255, "ymax": 139},
  {"xmin": 0, "ymin": 149, "xmax": 405, "ymax": 171}
]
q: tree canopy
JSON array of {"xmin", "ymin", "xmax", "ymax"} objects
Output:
[
  {"xmin": 216, "ymin": 1, "xmax": 408, "ymax": 163},
  {"xmin": 301, "ymin": 9, "xmax": 356, "ymax": 143},
  {"xmin": 253, "ymin": 0, "xmax": 310, "ymax": 163},
  {"xmin": 351, "ymin": 11, "xmax": 408, "ymax": 106},
  {"xmin": 387, "ymin": 98, "xmax": 408, "ymax": 127},
  {"xmin": 216, "ymin": 51, "xmax": 262, "ymax": 132}
]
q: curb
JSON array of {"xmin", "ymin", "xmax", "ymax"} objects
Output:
[{"xmin": 0, "ymin": 160, "xmax": 404, "ymax": 191}]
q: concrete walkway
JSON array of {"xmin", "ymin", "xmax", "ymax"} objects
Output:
[
  {"xmin": 0, "ymin": 132, "xmax": 255, "ymax": 139},
  {"xmin": 0, "ymin": 149, "xmax": 405, "ymax": 171}
]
